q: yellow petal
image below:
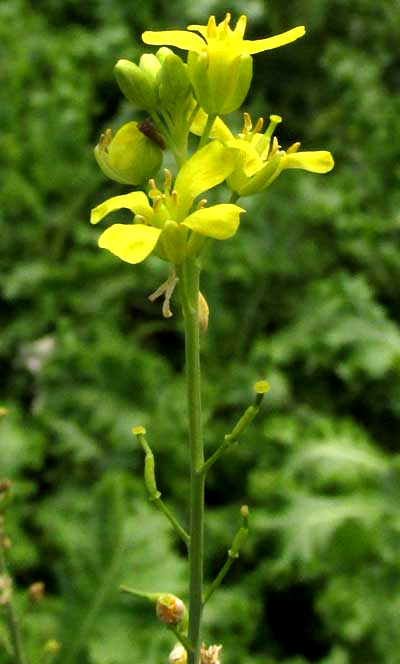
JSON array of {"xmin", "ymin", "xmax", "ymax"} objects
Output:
[
  {"xmin": 187, "ymin": 24, "xmax": 208, "ymax": 38},
  {"xmin": 90, "ymin": 192, "xmax": 153, "ymax": 225},
  {"xmin": 226, "ymin": 138, "xmax": 263, "ymax": 177},
  {"xmin": 182, "ymin": 204, "xmax": 245, "ymax": 240},
  {"xmin": 190, "ymin": 107, "xmax": 233, "ymax": 142},
  {"xmin": 175, "ymin": 141, "xmax": 235, "ymax": 217},
  {"xmin": 142, "ymin": 30, "xmax": 205, "ymax": 53},
  {"xmin": 98, "ymin": 224, "xmax": 161, "ymax": 264},
  {"xmin": 281, "ymin": 150, "xmax": 334, "ymax": 173},
  {"xmin": 242, "ymin": 26, "xmax": 305, "ymax": 54}
]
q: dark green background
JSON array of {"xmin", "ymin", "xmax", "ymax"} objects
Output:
[{"xmin": 1, "ymin": 1, "xmax": 400, "ymax": 662}]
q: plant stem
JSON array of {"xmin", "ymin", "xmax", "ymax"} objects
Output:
[
  {"xmin": 0, "ymin": 545, "xmax": 28, "ymax": 664},
  {"xmin": 180, "ymin": 258, "xmax": 204, "ymax": 664},
  {"xmin": 199, "ymin": 113, "xmax": 216, "ymax": 149}
]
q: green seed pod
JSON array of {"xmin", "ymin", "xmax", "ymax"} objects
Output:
[
  {"xmin": 94, "ymin": 122, "xmax": 162, "ymax": 185},
  {"xmin": 114, "ymin": 58, "xmax": 159, "ymax": 110},
  {"xmin": 187, "ymin": 50, "xmax": 253, "ymax": 115}
]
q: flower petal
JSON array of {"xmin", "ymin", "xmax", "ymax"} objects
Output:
[
  {"xmin": 182, "ymin": 204, "xmax": 245, "ymax": 239},
  {"xmin": 175, "ymin": 141, "xmax": 235, "ymax": 217},
  {"xmin": 90, "ymin": 192, "xmax": 153, "ymax": 225},
  {"xmin": 142, "ymin": 30, "xmax": 205, "ymax": 53},
  {"xmin": 97, "ymin": 224, "xmax": 161, "ymax": 264},
  {"xmin": 190, "ymin": 107, "xmax": 233, "ymax": 142},
  {"xmin": 281, "ymin": 150, "xmax": 334, "ymax": 173},
  {"xmin": 226, "ymin": 138, "xmax": 264, "ymax": 176},
  {"xmin": 242, "ymin": 26, "xmax": 305, "ymax": 54}
]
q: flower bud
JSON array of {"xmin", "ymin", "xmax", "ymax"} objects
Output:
[
  {"xmin": 95, "ymin": 122, "xmax": 163, "ymax": 185},
  {"xmin": 158, "ymin": 53, "xmax": 192, "ymax": 115},
  {"xmin": 187, "ymin": 50, "xmax": 253, "ymax": 115},
  {"xmin": 114, "ymin": 57, "xmax": 159, "ymax": 110},
  {"xmin": 156, "ymin": 594, "xmax": 185, "ymax": 626}
]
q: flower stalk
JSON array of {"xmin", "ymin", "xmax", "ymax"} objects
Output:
[{"xmin": 179, "ymin": 257, "xmax": 205, "ymax": 664}]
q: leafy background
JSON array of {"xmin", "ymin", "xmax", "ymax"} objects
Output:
[{"xmin": 1, "ymin": 0, "xmax": 400, "ymax": 662}]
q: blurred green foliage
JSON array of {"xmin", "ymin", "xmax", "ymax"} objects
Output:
[{"xmin": 1, "ymin": 0, "xmax": 400, "ymax": 662}]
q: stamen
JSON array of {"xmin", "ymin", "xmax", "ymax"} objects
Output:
[
  {"xmin": 171, "ymin": 190, "xmax": 178, "ymax": 205},
  {"xmin": 269, "ymin": 135, "xmax": 281, "ymax": 158},
  {"xmin": 243, "ymin": 112, "xmax": 252, "ymax": 133},
  {"xmin": 148, "ymin": 271, "xmax": 178, "ymax": 319},
  {"xmin": 254, "ymin": 117, "xmax": 264, "ymax": 133},
  {"xmin": 196, "ymin": 198, "xmax": 207, "ymax": 210},
  {"xmin": 164, "ymin": 168, "xmax": 172, "ymax": 193},
  {"xmin": 222, "ymin": 13, "xmax": 232, "ymax": 37},
  {"xmin": 99, "ymin": 128, "xmax": 112, "ymax": 150},
  {"xmin": 207, "ymin": 16, "xmax": 217, "ymax": 39},
  {"xmin": 287, "ymin": 141, "xmax": 301, "ymax": 154},
  {"xmin": 134, "ymin": 214, "xmax": 147, "ymax": 224},
  {"xmin": 152, "ymin": 195, "xmax": 164, "ymax": 211}
]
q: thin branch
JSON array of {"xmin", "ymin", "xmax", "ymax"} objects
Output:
[
  {"xmin": 133, "ymin": 428, "xmax": 190, "ymax": 549},
  {"xmin": 203, "ymin": 506, "xmax": 249, "ymax": 606}
]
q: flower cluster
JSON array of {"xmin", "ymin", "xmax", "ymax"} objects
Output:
[{"xmin": 91, "ymin": 13, "xmax": 333, "ymax": 270}]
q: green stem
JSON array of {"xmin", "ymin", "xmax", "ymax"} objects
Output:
[
  {"xmin": 179, "ymin": 258, "xmax": 204, "ymax": 664},
  {"xmin": 199, "ymin": 114, "xmax": 216, "ymax": 149},
  {"xmin": 0, "ymin": 545, "xmax": 28, "ymax": 664}
]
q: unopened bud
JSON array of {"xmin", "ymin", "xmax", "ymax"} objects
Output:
[
  {"xmin": 156, "ymin": 594, "xmax": 185, "ymax": 626},
  {"xmin": 0, "ymin": 407, "xmax": 8, "ymax": 417},
  {"xmin": 28, "ymin": 581, "xmax": 45, "ymax": 603},
  {"xmin": 0, "ymin": 535, "xmax": 11, "ymax": 551},
  {"xmin": 158, "ymin": 53, "xmax": 192, "ymax": 115},
  {"xmin": 114, "ymin": 58, "xmax": 159, "ymax": 110},
  {"xmin": 95, "ymin": 122, "xmax": 162, "ymax": 185}
]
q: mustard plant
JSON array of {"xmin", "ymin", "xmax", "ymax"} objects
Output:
[{"xmin": 90, "ymin": 13, "xmax": 334, "ymax": 664}]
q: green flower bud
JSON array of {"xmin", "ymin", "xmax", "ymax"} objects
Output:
[
  {"xmin": 94, "ymin": 122, "xmax": 162, "ymax": 185},
  {"xmin": 114, "ymin": 58, "xmax": 159, "ymax": 110},
  {"xmin": 187, "ymin": 50, "xmax": 253, "ymax": 115},
  {"xmin": 158, "ymin": 53, "xmax": 192, "ymax": 115}
]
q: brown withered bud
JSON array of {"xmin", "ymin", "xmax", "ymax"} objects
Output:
[
  {"xmin": 200, "ymin": 644, "xmax": 223, "ymax": 664},
  {"xmin": 156, "ymin": 593, "xmax": 185, "ymax": 626},
  {"xmin": 28, "ymin": 581, "xmax": 45, "ymax": 603}
]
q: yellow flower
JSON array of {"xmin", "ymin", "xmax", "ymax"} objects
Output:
[
  {"xmin": 90, "ymin": 141, "xmax": 245, "ymax": 265},
  {"xmin": 196, "ymin": 112, "xmax": 334, "ymax": 197},
  {"xmin": 143, "ymin": 14, "xmax": 305, "ymax": 115}
]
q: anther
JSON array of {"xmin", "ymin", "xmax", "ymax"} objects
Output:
[
  {"xmin": 287, "ymin": 141, "xmax": 301, "ymax": 154},
  {"xmin": 196, "ymin": 198, "xmax": 207, "ymax": 210},
  {"xmin": 164, "ymin": 168, "xmax": 172, "ymax": 192},
  {"xmin": 207, "ymin": 15, "xmax": 217, "ymax": 38}
]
